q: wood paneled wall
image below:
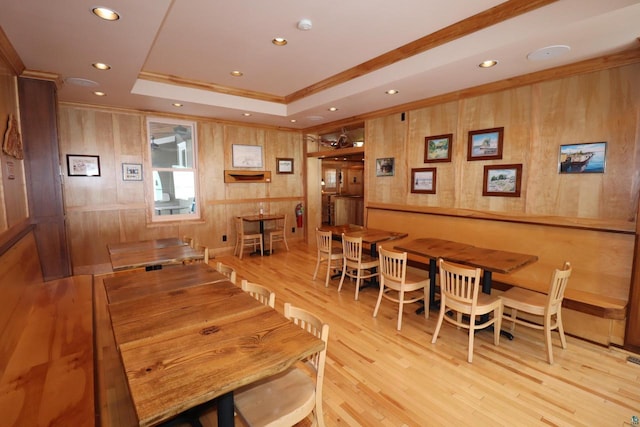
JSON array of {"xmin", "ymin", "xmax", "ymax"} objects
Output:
[
  {"xmin": 361, "ymin": 63, "xmax": 640, "ymax": 345},
  {"xmin": 0, "ymin": 50, "xmax": 28, "ymax": 232},
  {"xmin": 57, "ymin": 106, "xmax": 305, "ymax": 271}
]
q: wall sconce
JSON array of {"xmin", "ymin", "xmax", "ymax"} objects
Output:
[{"xmin": 321, "ymin": 178, "xmax": 325, "ymax": 186}]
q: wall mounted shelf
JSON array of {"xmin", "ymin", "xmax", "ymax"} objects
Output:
[{"xmin": 224, "ymin": 170, "xmax": 271, "ymax": 183}]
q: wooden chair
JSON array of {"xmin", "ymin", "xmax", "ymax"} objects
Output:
[
  {"xmin": 233, "ymin": 303, "xmax": 329, "ymax": 427},
  {"xmin": 373, "ymin": 246, "xmax": 429, "ymax": 331},
  {"xmin": 216, "ymin": 261, "xmax": 237, "ymax": 284},
  {"xmin": 431, "ymin": 258, "xmax": 503, "ymax": 363},
  {"xmin": 234, "ymin": 216, "xmax": 263, "ymax": 259},
  {"xmin": 312, "ymin": 228, "xmax": 343, "ymax": 287},
  {"xmin": 241, "ymin": 279, "xmax": 275, "ymax": 308},
  {"xmin": 182, "ymin": 235, "xmax": 195, "ymax": 248},
  {"xmin": 266, "ymin": 214, "xmax": 289, "ymax": 253},
  {"xmin": 185, "ymin": 244, "xmax": 208, "ymax": 264},
  {"xmin": 338, "ymin": 233, "xmax": 379, "ymax": 300},
  {"xmin": 499, "ymin": 262, "xmax": 572, "ymax": 364}
]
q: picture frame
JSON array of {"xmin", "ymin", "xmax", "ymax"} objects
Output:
[
  {"xmin": 483, "ymin": 164, "xmax": 522, "ymax": 197},
  {"xmin": 67, "ymin": 154, "xmax": 101, "ymax": 177},
  {"xmin": 232, "ymin": 144, "xmax": 263, "ymax": 168},
  {"xmin": 467, "ymin": 127, "xmax": 504, "ymax": 161},
  {"xmin": 376, "ymin": 157, "xmax": 395, "ymax": 176},
  {"xmin": 411, "ymin": 167, "xmax": 437, "ymax": 194},
  {"xmin": 559, "ymin": 142, "xmax": 606, "ymax": 174},
  {"xmin": 424, "ymin": 133, "xmax": 452, "ymax": 163},
  {"xmin": 122, "ymin": 163, "xmax": 142, "ymax": 181},
  {"xmin": 276, "ymin": 157, "xmax": 294, "ymax": 174}
]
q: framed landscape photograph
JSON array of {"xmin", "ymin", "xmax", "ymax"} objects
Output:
[
  {"xmin": 376, "ymin": 157, "xmax": 395, "ymax": 176},
  {"xmin": 232, "ymin": 144, "xmax": 263, "ymax": 168},
  {"xmin": 67, "ymin": 154, "xmax": 101, "ymax": 177},
  {"xmin": 424, "ymin": 133, "xmax": 452, "ymax": 163},
  {"xmin": 411, "ymin": 167, "xmax": 436, "ymax": 194},
  {"xmin": 122, "ymin": 163, "xmax": 142, "ymax": 181},
  {"xmin": 276, "ymin": 157, "xmax": 294, "ymax": 174},
  {"xmin": 467, "ymin": 127, "xmax": 504, "ymax": 161},
  {"xmin": 558, "ymin": 142, "xmax": 606, "ymax": 174},
  {"xmin": 483, "ymin": 164, "xmax": 522, "ymax": 197}
]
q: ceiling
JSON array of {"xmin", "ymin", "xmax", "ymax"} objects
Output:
[{"xmin": 1, "ymin": 0, "xmax": 639, "ymax": 131}]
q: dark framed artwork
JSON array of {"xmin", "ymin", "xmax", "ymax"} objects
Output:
[
  {"xmin": 276, "ymin": 157, "xmax": 294, "ymax": 174},
  {"xmin": 467, "ymin": 127, "xmax": 504, "ymax": 161},
  {"xmin": 67, "ymin": 154, "xmax": 101, "ymax": 177},
  {"xmin": 558, "ymin": 142, "xmax": 606, "ymax": 174},
  {"xmin": 376, "ymin": 157, "xmax": 395, "ymax": 176},
  {"xmin": 424, "ymin": 133, "xmax": 452, "ymax": 163},
  {"xmin": 411, "ymin": 167, "xmax": 436, "ymax": 194},
  {"xmin": 482, "ymin": 164, "xmax": 522, "ymax": 197}
]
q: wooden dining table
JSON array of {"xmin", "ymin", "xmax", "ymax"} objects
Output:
[
  {"xmin": 108, "ymin": 237, "xmax": 204, "ymax": 271},
  {"xmin": 319, "ymin": 224, "xmax": 408, "ymax": 257},
  {"xmin": 241, "ymin": 213, "xmax": 285, "ymax": 255},
  {"xmin": 395, "ymin": 237, "xmax": 538, "ymax": 337},
  {"xmin": 103, "ymin": 263, "xmax": 325, "ymax": 427}
]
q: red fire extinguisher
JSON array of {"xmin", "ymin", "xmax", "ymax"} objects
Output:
[{"xmin": 295, "ymin": 203, "xmax": 304, "ymax": 228}]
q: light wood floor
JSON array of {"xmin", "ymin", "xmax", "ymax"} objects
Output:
[{"xmin": 209, "ymin": 242, "xmax": 640, "ymax": 427}]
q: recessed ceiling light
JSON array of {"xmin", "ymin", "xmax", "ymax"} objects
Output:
[
  {"xmin": 172, "ymin": 103, "xmax": 183, "ymax": 107},
  {"xmin": 290, "ymin": 119, "xmax": 297, "ymax": 123},
  {"xmin": 479, "ymin": 60, "xmax": 498, "ymax": 68},
  {"xmin": 92, "ymin": 62, "xmax": 111, "ymax": 70},
  {"xmin": 92, "ymin": 7, "xmax": 120, "ymax": 21},
  {"xmin": 93, "ymin": 91, "xmax": 106, "ymax": 96},
  {"xmin": 328, "ymin": 107, "xmax": 338, "ymax": 112},
  {"xmin": 272, "ymin": 37, "xmax": 287, "ymax": 46},
  {"xmin": 242, "ymin": 113, "xmax": 252, "ymax": 117},
  {"xmin": 386, "ymin": 89, "xmax": 399, "ymax": 95},
  {"xmin": 230, "ymin": 70, "xmax": 243, "ymax": 77}
]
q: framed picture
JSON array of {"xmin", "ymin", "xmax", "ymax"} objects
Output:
[
  {"xmin": 559, "ymin": 142, "xmax": 606, "ymax": 174},
  {"xmin": 232, "ymin": 144, "xmax": 263, "ymax": 168},
  {"xmin": 276, "ymin": 157, "xmax": 294, "ymax": 174},
  {"xmin": 376, "ymin": 157, "xmax": 395, "ymax": 176},
  {"xmin": 467, "ymin": 127, "xmax": 504, "ymax": 161},
  {"xmin": 122, "ymin": 163, "xmax": 142, "ymax": 181},
  {"xmin": 424, "ymin": 133, "xmax": 452, "ymax": 163},
  {"xmin": 67, "ymin": 154, "xmax": 101, "ymax": 177},
  {"xmin": 411, "ymin": 167, "xmax": 436, "ymax": 194},
  {"xmin": 483, "ymin": 164, "xmax": 522, "ymax": 197}
]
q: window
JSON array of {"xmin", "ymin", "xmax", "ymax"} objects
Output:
[{"xmin": 147, "ymin": 118, "xmax": 199, "ymax": 220}]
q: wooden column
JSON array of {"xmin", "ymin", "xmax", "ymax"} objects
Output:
[{"xmin": 18, "ymin": 77, "xmax": 71, "ymax": 280}]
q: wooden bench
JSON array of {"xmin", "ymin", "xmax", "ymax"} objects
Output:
[{"xmin": 0, "ymin": 223, "xmax": 94, "ymax": 426}]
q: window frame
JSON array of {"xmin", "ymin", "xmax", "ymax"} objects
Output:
[{"xmin": 146, "ymin": 117, "xmax": 200, "ymax": 222}]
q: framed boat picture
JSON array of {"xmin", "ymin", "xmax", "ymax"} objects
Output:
[{"xmin": 558, "ymin": 142, "xmax": 606, "ymax": 174}]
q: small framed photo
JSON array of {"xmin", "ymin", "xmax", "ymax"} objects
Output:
[
  {"xmin": 232, "ymin": 144, "xmax": 263, "ymax": 168},
  {"xmin": 67, "ymin": 154, "xmax": 101, "ymax": 177},
  {"xmin": 122, "ymin": 163, "xmax": 142, "ymax": 181},
  {"xmin": 424, "ymin": 134, "xmax": 452, "ymax": 163},
  {"xmin": 276, "ymin": 157, "xmax": 294, "ymax": 174},
  {"xmin": 559, "ymin": 142, "xmax": 606, "ymax": 174},
  {"xmin": 483, "ymin": 164, "xmax": 522, "ymax": 197},
  {"xmin": 467, "ymin": 127, "xmax": 504, "ymax": 161},
  {"xmin": 376, "ymin": 157, "xmax": 395, "ymax": 176},
  {"xmin": 411, "ymin": 167, "xmax": 436, "ymax": 194}
]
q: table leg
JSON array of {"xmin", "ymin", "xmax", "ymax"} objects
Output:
[
  {"xmin": 217, "ymin": 391, "xmax": 234, "ymax": 427},
  {"xmin": 416, "ymin": 258, "xmax": 439, "ymax": 314}
]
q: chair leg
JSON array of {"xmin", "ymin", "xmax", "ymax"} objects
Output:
[
  {"xmin": 545, "ymin": 313, "xmax": 554, "ymax": 364},
  {"xmin": 259, "ymin": 238, "xmax": 263, "ymax": 256},
  {"xmin": 239, "ymin": 241, "xmax": 244, "ymax": 259},
  {"xmin": 467, "ymin": 315, "xmax": 476, "ymax": 363},
  {"xmin": 396, "ymin": 289, "xmax": 405, "ymax": 331},
  {"xmin": 312, "ymin": 254, "xmax": 322, "ymax": 280},
  {"xmin": 354, "ymin": 270, "xmax": 361, "ymax": 301},
  {"xmin": 337, "ymin": 263, "xmax": 347, "ymax": 292},
  {"xmin": 373, "ymin": 282, "xmax": 385, "ymax": 318},
  {"xmin": 431, "ymin": 299, "xmax": 445, "ymax": 344},
  {"xmin": 493, "ymin": 305, "xmax": 502, "ymax": 347},
  {"xmin": 324, "ymin": 258, "xmax": 332, "ymax": 287},
  {"xmin": 423, "ymin": 284, "xmax": 429, "ymax": 319},
  {"xmin": 557, "ymin": 311, "xmax": 567, "ymax": 349},
  {"xmin": 283, "ymin": 235, "xmax": 289, "ymax": 251}
]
